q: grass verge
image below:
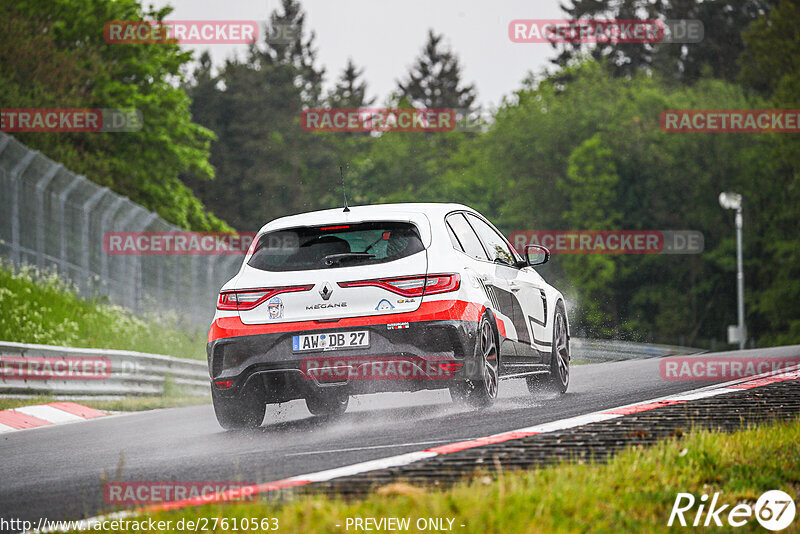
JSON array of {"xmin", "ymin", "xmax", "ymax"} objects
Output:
[
  {"xmin": 0, "ymin": 394, "xmax": 209, "ymax": 412},
  {"xmin": 82, "ymin": 417, "xmax": 800, "ymax": 533},
  {"xmin": 0, "ymin": 262, "xmax": 206, "ymax": 359}
]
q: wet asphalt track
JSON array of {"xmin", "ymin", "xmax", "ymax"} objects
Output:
[{"xmin": 3, "ymin": 346, "xmax": 799, "ymax": 525}]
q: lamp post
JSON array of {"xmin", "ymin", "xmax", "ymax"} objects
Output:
[{"xmin": 719, "ymin": 192, "xmax": 745, "ymax": 350}]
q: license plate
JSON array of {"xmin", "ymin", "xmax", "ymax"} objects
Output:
[{"xmin": 292, "ymin": 331, "xmax": 369, "ymax": 352}]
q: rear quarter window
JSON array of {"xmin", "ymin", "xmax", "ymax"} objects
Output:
[{"xmin": 446, "ymin": 213, "xmax": 488, "ymax": 261}]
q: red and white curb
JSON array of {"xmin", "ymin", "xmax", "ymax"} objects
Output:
[
  {"xmin": 33, "ymin": 365, "xmax": 800, "ymax": 533},
  {"xmin": 0, "ymin": 402, "xmax": 107, "ymax": 433}
]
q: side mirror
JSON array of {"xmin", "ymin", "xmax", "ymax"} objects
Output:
[{"xmin": 524, "ymin": 244, "xmax": 550, "ymax": 266}]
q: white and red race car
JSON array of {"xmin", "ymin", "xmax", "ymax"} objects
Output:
[{"xmin": 207, "ymin": 203, "xmax": 570, "ymax": 429}]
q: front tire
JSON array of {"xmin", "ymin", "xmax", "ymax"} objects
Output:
[
  {"xmin": 450, "ymin": 314, "xmax": 500, "ymax": 407},
  {"xmin": 526, "ymin": 301, "xmax": 569, "ymax": 395},
  {"xmin": 212, "ymin": 382, "xmax": 266, "ymax": 430}
]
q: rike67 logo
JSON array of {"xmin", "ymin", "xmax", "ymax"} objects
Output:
[{"xmin": 669, "ymin": 490, "xmax": 796, "ymax": 531}]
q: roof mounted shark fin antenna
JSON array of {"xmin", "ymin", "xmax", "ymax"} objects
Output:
[{"xmin": 340, "ymin": 165, "xmax": 350, "ymax": 213}]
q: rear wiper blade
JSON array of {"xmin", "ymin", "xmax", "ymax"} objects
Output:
[{"xmin": 322, "ymin": 252, "xmax": 376, "ymax": 266}]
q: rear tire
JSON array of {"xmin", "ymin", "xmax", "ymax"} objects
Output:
[
  {"xmin": 305, "ymin": 389, "xmax": 349, "ymax": 417},
  {"xmin": 212, "ymin": 382, "xmax": 266, "ymax": 430},
  {"xmin": 526, "ymin": 301, "xmax": 569, "ymax": 395},
  {"xmin": 450, "ymin": 314, "xmax": 499, "ymax": 407}
]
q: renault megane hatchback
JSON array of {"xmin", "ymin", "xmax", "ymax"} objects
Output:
[{"xmin": 207, "ymin": 203, "xmax": 570, "ymax": 429}]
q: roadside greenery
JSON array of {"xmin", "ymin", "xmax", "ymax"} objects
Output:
[
  {"xmin": 182, "ymin": 0, "xmax": 799, "ymax": 348},
  {"xmin": 0, "ymin": 263, "xmax": 206, "ymax": 359},
  {"xmin": 0, "ymin": 0, "xmax": 228, "ymax": 231},
  {"xmin": 97, "ymin": 417, "xmax": 800, "ymax": 533},
  {"xmin": 0, "ymin": 394, "xmax": 209, "ymax": 413},
  {"xmin": 3, "ymin": 0, "xmax": 798, "ymax": 347}
]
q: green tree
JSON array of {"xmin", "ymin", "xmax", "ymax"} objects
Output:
[
  {"xmin": 262, "ymin": 0, "xmax": 326, "ymax": 106},
  {"xmin": 0, "ymin": 0, "xmax": 227, "ymax": 230},
  {"xmin": 737, "ymin": 0, "xmax": 800, "ymax": 345},
  {"xmin": 475, "ymin": 61, "xmax": 781, "ymax": 345},
  {"xmin": 184, "ymin": 0, "xmax": 337, "ymax": 230},
  {"xmin": 553, "ymin": 0, "xmax": 777, "ymax": 83},
  {"xmin": 396, "ymin": 30, "xmax": 477, "ymax": 109},
  {"xmin": 557, "ymin": 134, "xmax": 620, "ymax": 335},
  {"xmin": 552, "ymin": 0, "xmax": 658, "ymax": 77},
  {"xmin": 739, "ymin": 0, "xmax": 800, "ymax": 104},
  {"xmin": 339, "ymin": 29, "xmax": 479, "ymax": 208},
  {"xmin": 327, "ymin": 59, "xmax": 375, "ymax": 108}
]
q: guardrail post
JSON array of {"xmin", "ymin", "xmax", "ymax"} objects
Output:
[
  {"xmin": 9, "ymin": 151, "xmax": 37, "ymax": 265},
  {"xmin": 99, "ymin": 197, "xmax": 127, "ymax": 287},
  {"xmin": 155, "ymin": 236, "xmax": 164, "ymax": 310},
  {"xmin": 0, "ymin": 134, "xmax": 10, "ymax": 155},
  {"xmin": 81, "ymin": 186, "xmax": 110, "ymax": 290},
  {"xmin": 57, "ymin": 175, "xmax": 84, "ymax": 275},
  {"xmin": 174, "ymin": 246, "xmax": 184, "ymax": 319},
  {"xmin": 114, "ymin": 204, "xmax": 144, "ymax": 310},
  {"xmin": 133, "ymin": 212, "xmax": 158, "ymax": 312},
  {"xmin": 190, "ymin": 254, "xmax": 201, "ymax": 321},
  {"xmin": 34, "ymin": 162, "xmax": 63, "ymax": 269},
  {"xmin": 206, "ymin": 255, "xmax": 218, "ymax": 314}
]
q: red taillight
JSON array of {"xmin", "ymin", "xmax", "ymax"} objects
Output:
[
  {"xmin": 217, "ymin": 285, "xmax": 313, "ymax": 311},
  {"xmin": 217, "ymin": 292, "xmax": 239, "ymax": 310},
  {"xmin": 337, "ymin": 273, "xmax": 460, "ymax": 297},
  {"xmin": 215, "ymin": 380, "xmax": 234, "ymax": 389},
  {"xmin": 320, "ymin": 225, "xmax": 350, "ymax": 230}
]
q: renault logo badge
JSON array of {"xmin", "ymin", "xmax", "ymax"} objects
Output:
[{"xmin": 319, "ymin": 282, "xmax": 333, "ymax": 300}]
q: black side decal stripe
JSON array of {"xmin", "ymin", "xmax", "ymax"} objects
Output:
[
  {"xmin": 530, "ymin": 315, "xmax": 546, "ymax": 327},
  {"xmin": 529, "ymin": 289, "xmax": 548, "ymax": 327},
  {"xmin": 529, "ymin": 316, "xmax": 552, "ymax": 347},
  {"xmin": 491, "ymin": 285, "xmax": 530, "ymax": 344}
]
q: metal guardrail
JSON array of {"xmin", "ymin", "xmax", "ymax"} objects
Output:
[
  {"xmin": 0, "ymin": 338, "xmax": 703, "ymax": 397},
  {"xmin": 0, "ymin": 341, "xmax": 209, "ymax": 397},
  {"xmin": 571, "ymin": 338, "xmax": 704, "ymax": 362}
]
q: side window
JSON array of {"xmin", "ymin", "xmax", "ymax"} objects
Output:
[
  {"xmin": 445, "ymin": 221, "xmax": 464, "ymax": 252},
  {"xmin": 446, "ymin": 213, "xmax": 488, "ymax": 260},
  {"xmin": 466, "ymin": 214, "xmax": 517, "ymax": 265}
]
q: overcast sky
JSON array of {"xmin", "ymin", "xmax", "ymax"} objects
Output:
[{"xmin": 149, "ymin": 0, "xmax": 565, "ymax": 109}]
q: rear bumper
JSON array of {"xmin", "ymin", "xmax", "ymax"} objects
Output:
[{"xmin": 207, "ymin": 315, "xmax": 480, "ymax": 401}]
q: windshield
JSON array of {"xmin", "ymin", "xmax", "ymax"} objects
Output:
[{"xmin": 247, "ymin": 221, "xmax": 424, "ymax": 271}]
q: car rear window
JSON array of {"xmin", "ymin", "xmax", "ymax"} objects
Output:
[{"xmin": 247, "ymin": 221, "xmax": 425, "ymax": 271}]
